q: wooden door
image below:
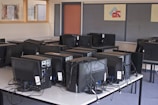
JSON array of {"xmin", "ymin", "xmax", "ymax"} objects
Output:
[{"xmin": 62, "ymin": 3, "xmax": 81, "ymax": 35}]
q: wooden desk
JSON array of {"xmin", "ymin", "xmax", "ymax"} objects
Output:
[{"xmin": 0, "ymin": 67, "xmax": 143, "ymax": 105}]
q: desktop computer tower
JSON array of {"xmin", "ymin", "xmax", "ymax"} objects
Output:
[
  {"xmin": 12, "ymin": 55, "xmax": 52, "ymax": 91},
  {"xmin": 44, "ymin": 52, "xmax": 73, "ymax": 85},
  {"xmin": 65, "ymin": 49, "xmax": 93, "ymax": 57}
]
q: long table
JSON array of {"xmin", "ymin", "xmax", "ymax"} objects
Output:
[{"xmin": 0, "ymin": 67, "xmax": 143, "ymax": 105}]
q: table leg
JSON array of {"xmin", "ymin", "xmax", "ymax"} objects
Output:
[
  {"xmin": 153, "ymin": 66, "xmax": 155, "ymax": 83},
  {"xmin": 135, "ymin": 82, "xmax": 137, "ymax": 94},
  {"xmin": 130, "ymin": 84, "xmax": 133, "ymax": 93},
  {"xmin": 149, "ymin": 64, "xmax": 153, "ymax": 82},
  {"xmin": 0, "ymin": 91, "xmax": 3, "ymax": 105},
  {"xmin": 138, "ymin": 78, "xmax": 142, "ymax": 105}
]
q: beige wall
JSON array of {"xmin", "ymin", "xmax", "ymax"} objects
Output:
[
  {"xmin": 0, "ymin": 23, "xmax": 51, "ymax": 41},
  {"xmin": 0, "ymin": 0, "xmax": 55, "ymax": 41},
  {"xmin": 55, "ymin": 0, "xmax": 158, "ymax": 3}
]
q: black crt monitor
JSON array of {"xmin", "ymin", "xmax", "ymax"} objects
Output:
[
  {"xmin": 12, "ymin": 55, "xmax": 52, "ymax": 91},
  {"xmin": 0, "ymin": 43, "xmax": 22, "ymax": 67},
  {"xmin": 93, "ymin": 53, "xmax": 123, "ymax": 83},
  {"xmin": 113, "ymin": 50, "xmax": 143, "ymax": 74},
  {"xmin": 102, "ymin": 34, "xmax": 116, "ymax": 46},
  {"xmin": 135, "ymin": 38, "xmax": 149, "ymax": 53},
  {"xmin": 39, "ymin": 45, "xmax": 61, "ymax": 54},
  {"xmin": 44, "ymin": 52, "xmax": 73, "ymax": 85},
  {"xmin": 66, "ymin": 57, "xmax": 97, "ymax": 93},
  {"xmin": 59, "ymin": 35, "xmax": 77, "ymax": 48},
  {"xmin": 5, "ymin": 43, "xmax": 23, "ymax": 66},
  {"xmin": 61, "ymin": 51, "xmax": 83, "ymax": 58},
  {"xmin": 46, "ymin": 43, "xmax": 68, "ymax": 50},
  {"xmin": 101, "ymin": 51, "xmax": 131, "ymax": 80},
  {"xmin": 80, "ymin": 58, "xmax": 107, "ymax": 94},
  {"xmin": 12, "ymin": 57, "xmax": 42, "ymax": 91},
  {"xmin": 148, "ymin": 37, "xmax": 158, "ymax": 42},
  {"xmin": 65, "ymin": 49, "xmax": 93, "ymax": 57},
  {"xmin": 72, "ymin": 47, "xmax": 97, "ymax": 55},
  {"xmin": 0, "ymin": 38, "xmax": 5, "ymax": 43},
  {"xmin": 66, "ymin": 57, "xmax": 107, "ymax": 93},
  {"xmin": 0, "ymin": 44, "xmax": 7, "ymax": 67},
  {"xmin": 87, "ymin": 33, "xmax": 103, "ymax": 47},
  {"xmin": 78, "ymin": 35, "xmax": 92, "ymax": 47},
  {"xmin": 42, "ymin": 39, "xmax": 59, "ymax": 44},
  {"xmin": 23, "ymin": 39, "xmax": 44, "ymax": 55},
  {"xmin": 143, "ymin": 42, "xmax": 158, "ymax": 61}
]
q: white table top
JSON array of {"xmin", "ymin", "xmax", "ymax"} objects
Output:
[{"xmin": 0, "ymin": 67, "xmax": 143, "ymax": 105}]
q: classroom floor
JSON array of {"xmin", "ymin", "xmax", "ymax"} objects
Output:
[{"xmin": 2, "ymin": 70, "xmax": 158, "ymax": 105}]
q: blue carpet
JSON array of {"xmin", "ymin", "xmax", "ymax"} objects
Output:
[{"xmin": 92, "ymin": 71, "xmax": 158, "ymax": 105}]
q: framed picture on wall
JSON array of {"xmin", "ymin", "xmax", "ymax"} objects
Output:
[
  {"xmin": 151, "ymin": 4, "xmax": 158, "ymax": 22},
  {"xmin": 0, "ymin": 0, "xmax": 24, "ymax": 22},
  {"xmin": 104, "ymin": 4, "xmax": 126, "ymax": 21},
  {"xmin": 1, "ymin": 4, "xmax": 19, "ymax": 20}
]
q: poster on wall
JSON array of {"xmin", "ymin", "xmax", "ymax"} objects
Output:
[
  {"xmin": 1, "ymin": 4, "xmax": 19, "ymax": 20},
  {"xmin": 151, "ymin": 4, "xmax": 158, "ymax": 22},
  {"xmin": 104, "ymin": 4, "xmax": 126, "ymax": 21}
]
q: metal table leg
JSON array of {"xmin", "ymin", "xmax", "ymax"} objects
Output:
[
  {"xmin": 138, "ymin": 78, "xmax": 143, "ymax": 105},
  {"xmin": 153, "ymin": 65, "xmax": 155, "ymax": 83},
  {"xmin": 0, "ymin": 91, "xmax": 3, "ymax": 105},
  {"xmin": 149, "ymin": 64, "xmax": 153, "ymax": 82},
  {"xmin": 135, "ymin": 82, "xmax": 137, "ymax": 94}
]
